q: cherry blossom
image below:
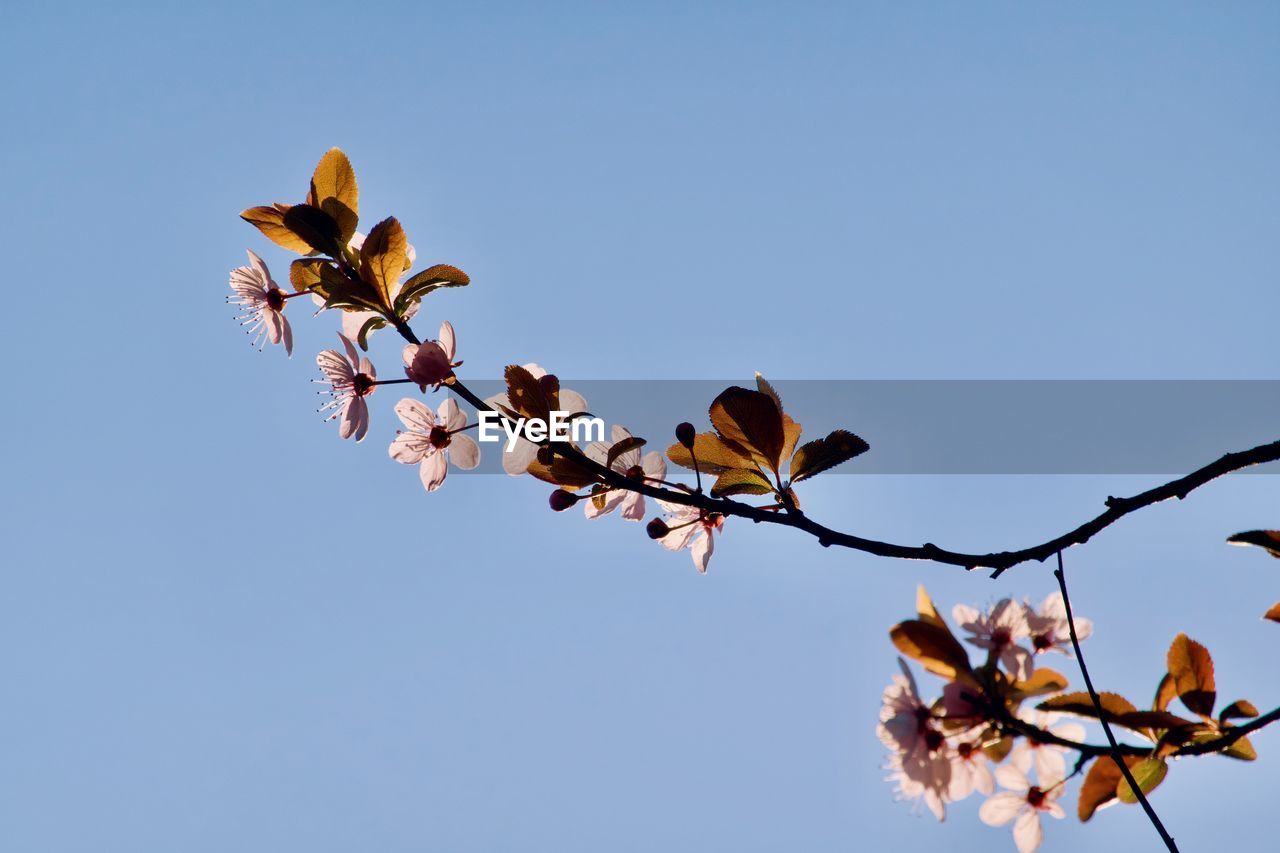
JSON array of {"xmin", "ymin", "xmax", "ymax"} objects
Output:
[
  {"xmin": 228, "ymin": 249, "xmax": 293, "ymax": 355},
  {"xmin": 403, "ymin": 321, "xmax": 461, "ymax": 390},
  {"xmin": 1026, "ymin": 591, "xmax": 1092, "ymax": 656},
  {"xmin": 1008, "ymin": 711, "xmax": 1086, "ymax": 783},
  {"xmin": 388, "ymin": 397, "xmax": 481, "ymax": 491},
  {"xmin": 583, "ymin": 425, "xmax": 668, "ymax": 521},
  {"xmin": 978, "ymin": 765, "xmax": 1065, "ymax": 853},
  {"xmin": 484, "ymin": 364, "xmax": 588, "ymax": 476},
  {"xmin": 877, "ymin": 659, "xmax": 953, "ymax": 819},
  {"xmin": 315, "ymin": 333, "xmax": 377, "ymax": 442},
  {"xmin": 654, "ymin": 499, "xmax": 724, "ymax": 573},
  {"xmin": 952, "ymin": 599, "xmax": 1034, "ymax": 681},
  {"xmin": 947, "ymin": 733, "xmax": 995, "ymax": 801}
]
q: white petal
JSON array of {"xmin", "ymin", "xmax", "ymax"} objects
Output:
[
  {"xmin": 419, "ymin": 451, "xmax": 448, "ymax": 491},
  {"xmin": 338, "ymin": 400, "xmax": 359, "ymax": 440},
  {"xmin": 502, "ymin": 439, "xmax": 538, "ymax": 476},
  {"xmin": 642, "ymin": 451, "xmax": 667, "ymax": 482},
  {"xmin": 265, "ymin": 308, "xmax": 284, "ymax": 344},
  {"xmin": 281, "ymin": 315, "xmax": 293, "ymax": 357},
  {"xmin": 584, "ymin": 490, "xmax": 625, "ymax": 519},
  {"xmin": 245, "ymin": 249, "xmax": 273, "ymax": 285},
  {"xmin": 394, "ymin": 398, "xmax": 436, "ymax": 432},
  {"xmin": 338, "ymin": 333, "xmax": 359, "ymax": 366},
  {"xmin": 1034, "ymin": 747, "xmax": 1066, "ymax": 784},
  {"xmin": 440, "ymin": 397, "xmax": 466, "ymax": 432},
  {"xmin": 449, "ymin": 434, "xmax": 481, "ymax": 470},
  {"xmin": 438, "ymin": 321, "xmax": 456, "ymax": 361},
  {"xmin": 389, "ymin": 432, "xmax": 430, "ymax": 464},
  {"xmin": 660, "ymin": 524, "xmax": 698, "ymax": 552},
  {"xmin": 316, "ymin": 350, "xmax": 355, "ymax": 384},
  {"xmin": 558, "ymin": 389, "xmax": 587, "ymax": 415},
  {"xmin": 952, "ymin": 603, "xmax": 981, "ymax": 628},
  {"xmin": 342, "ymin": 310, "xmax": 375, "ymax": 342},
  {"xmin": 978, "ymin": 793, "xmax": 1025, "ymax": 827},
  {"xmin": 352, "ymin": 398, "xmax": 370, "ymax": 442},
  {"xmin": 690, "ymin": 530, "xmax": 714, "ymax": 573},
  {"xmin": 995, "ymin": 763, "xmax": 1030, "ymax": 792},
  {"xmin": 620, "ymin": 492, "xmax": 646, "ymax": 521},
  {"xmin": 1012, "ymin": 809, "xmax": 1043, "ymax": 853}
]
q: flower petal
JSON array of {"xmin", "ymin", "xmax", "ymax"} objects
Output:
[
  {"xmin": 419, "ymin": 451, "xmax": 448, "ymax": 491},
  {"xmin": 690, "ymin": 530, "xmax": 714, "ymax": 573},
  {"xmin": 449, "ymin": 434, "xmax": 481, "ymax": 470},
  {"xmin": 394, "ymin": 398, "xmax": 436, "ymax": 432},
  {"xmin": 1012, "ymin": 808, "xmax": 1043, "ymax": 853},
  {"xmin": 389, "ymin": 432, "xmax": 430, "ymax": 464},
  {"xmin": 978, "ymin": 793, "xmax": 1025, "ymax": 827}
]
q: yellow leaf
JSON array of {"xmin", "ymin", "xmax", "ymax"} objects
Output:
[
  {"xmin": 1223, "ymin": 735, "xmax": 1258, "ymax": 761},
  {"xmin": 709, "ymin": 386, "xmax": 785, "ymax": 475},
  {"xmin": 889, "ymin": 619, "xmax": 972, "ymax": 681},
  {"xmin": 710, "ymin": 468, "xmax": 775, "ymax": 498},
  {"xmin": 359, "ymin": 217, "xmax": 408, "ymax": 307},
  {"xmin": 240, "ymin": 204, "xmax": 314, "ymax": 254},
  {"xmin": 1078, "ymin": 756, "xmax": 1140, "ymax": 821},
  {"xmin": 1153, "ymin": 672, "xmax": 1177, "ymax": 712},
  {"xmin": 1038, "ymin": 691, "xmax": 1138, "ymax": 721},
  {"xmin": 306, "ymin": 148, "xmax": 359, "ymax": 242},
  {"xmin": 666, "ymin": 431, "xmax": 755, "ymax": 475},
  {"xmin": 1167, "ymin": 633, "xmax": 1216, "ymax": 718},
  {"xmin": 789, "ymin": 430, "xmax": 870, "ymax": 483},
  {"xmin": 1007, "ymin": 668, "xmax": 1069, "ymax": 701},
  {"xmin": 1116, "ymin": 758, "xmax": 1168, "ymax": 804},
  {"xmin": 915, "ymin": 586, "xmax": 945, "ymax": 629}
]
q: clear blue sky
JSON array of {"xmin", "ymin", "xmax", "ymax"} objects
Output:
[{"xmin": 2, "ymin": 3, "xmax": 1278, "ymax": 851}]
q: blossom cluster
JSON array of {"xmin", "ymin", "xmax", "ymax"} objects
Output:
[{"xmin": 880, "ymin": 591, "xmax": 1090, "ymax": 853}]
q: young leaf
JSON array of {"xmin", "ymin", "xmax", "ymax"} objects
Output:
[
  {"xmin": 789, "ymin": 430, "xmax": 870, "ymax": 483},
  {"xmin": 1223, "ymin": 736, "xmax": 1258, "ymax": 761},
  {"xmin": 1153, "ymin": 672, "xmax": 1177, "ymax": 712},
  {"xmin": 241, "ymin": 203, "xmax": 315, "ymax": 254},
  {"xmin": 1265, "ymin": 603, "xmax": 1280, "ymax": 623},
  {"xmin": 306, "ymin": 148, "xmax": 359, "ymax": 242},
  {"xmin": 710, "ymin": 469, "xmax": 775, "ymax": 498},
  {"xmin": 666, "ymin": 431, "xmax": 755, "ymax": 475},
  {"xmin": 504, "ymin": 365, "xmax": 551, "ymax": 422},
  {"xmin": 1227, "ymin": 529, "xmax": 1280, "ymax": 557},
  {"xmin": 1116, "ymin": 758, "xmax": 1168, "ymax": 804},
  {"xmin": 282, "ymin": 203, "xmax": 344, "ymax": 256},
  {"xmin": 709, "ymin": 387, "xmax": 785, "ymax": 475},
  {"xmin": 356, "ymin": 316, "xmax": 386, "ymax": 351},
  {"xmin": 1039, "ymin": 691, "xmax": 1138, "ymax": 721},
  {"xmin": 359, "ymin": 217, "xmax": 408, "ymax": 307},
  {"xmin": 1167, "ymin": 633, "xmax": 1216, "ymax": 718},
  {"xmin": 396, "ymin": 264, "xmax": 471, "ymax": 310},
  {"xmin": 915, "ymin": 586, "xmax": 947, "ymax": 631},
  {"xmin": 889, "ymin": 619, "xmax": 973, "ymax": 681},
  {"xmin": 1219, "ymin": 700, "xmax": 1260, "ymax": 725},
  {"xmin": 1078, "ymin": 756, "xmax": 1139, "ymax": 821},
  {"xmin": 1006, "ymin": 668, "xmax": 1069, "ymax": 701}
]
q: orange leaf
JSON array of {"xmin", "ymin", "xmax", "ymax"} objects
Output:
[
  {"xmin": 890, "ymin": 619, "xmax": 972, "ymax": 681},
  {"xmin": 1167, "ymin": 634, "xmax": 1216, "ymax": 718}
]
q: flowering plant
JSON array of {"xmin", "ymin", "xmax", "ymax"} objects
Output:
[{"xmin": 229, "ymin": 149, "xmax": 1280, "ymax": 852}]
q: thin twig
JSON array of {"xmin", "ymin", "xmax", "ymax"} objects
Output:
[{"xmin": 1055, "ymin": 551, "xmax": 1179, "ymax": 853}]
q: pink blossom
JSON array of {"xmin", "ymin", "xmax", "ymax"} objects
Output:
[
  {"xmin": 877, "ymin": 659, "xmax": 954, "ymax": 819},
  {"xmin": 978, "ymin": 765, "xmax": 1065, "ymax": 853},
  {"xmin": 388, "ymin": 397, "xmax": 481, "ymax": 491},
  {"xmin": 583, "ymin": 425, "xmax": 667, "ymax": 521},
  {"xmin": 654, "ymin": 499, "xmax": 724, "ymax": 573},
  {"xmin": 1008, "ymin": 711, "xmax": 1085, "ymax": 783},
  {"xmin": 403, "ymin": 321, "xmax": 461, "ymax": 390},
  {"xmin": 947, "ymin": 734, "xmax": 995, "ymax": 802},
  {"xmin": 228, "ymin": 249, "xmax": 293, "ymax": 356},
  {"xmin": 1026, "ymin": 591, "xmax": 1091, "ymax": 656},
  {"xmin": 315, "ymin": 334, "xmax": 377, "ymax": 442},
  {"xmin": 952, "ymin": 599, "xmax": 1034, "ymax": 681}
]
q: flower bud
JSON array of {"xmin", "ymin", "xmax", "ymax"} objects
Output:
[
  {"xmin": 548, "ymin": 489, "xmax": 579, "ymax": 512},
  {"xmin": 404, "ymin": 341, "xmax": 453, "ymax": 388},
  {"xmin": 675, "ymin": 422, "xmax": 696, "ymax": 449},
  {"xmin": 646, "ymin": 518, "xmax": 669, "ymax": 540}
]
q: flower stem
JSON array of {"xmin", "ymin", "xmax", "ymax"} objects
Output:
[{"xmin": 1055, "ymin": 550, "xmax": 1179, "ymax": 853}]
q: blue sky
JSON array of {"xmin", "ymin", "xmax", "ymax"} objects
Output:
[{"xmin": 2, "ymin": 2, "xmax": 1278, "ymax": 851}]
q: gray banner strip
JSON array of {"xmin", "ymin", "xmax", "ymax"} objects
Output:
[{"xmin": 449, "ymin": 380, "xmax": 1280, "ymax": 475}]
